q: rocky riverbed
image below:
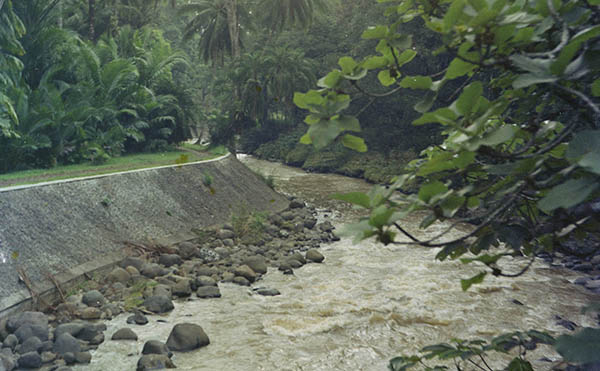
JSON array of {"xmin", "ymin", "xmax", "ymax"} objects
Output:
[{"xmin": 0, "ymin": 198, "xmax": 334, "ymax": 370}]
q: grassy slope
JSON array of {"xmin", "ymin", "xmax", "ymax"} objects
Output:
[{"xmin": 0, "ymin": 146, "xmax": 228, "ymax": 188}]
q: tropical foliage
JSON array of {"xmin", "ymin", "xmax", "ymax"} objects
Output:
[
  {"xmin": 293, "ymin": 0, "xmax": 600, "ymax": 369},
  {"xmin": 0, "ymin": 0, "xmax": 196, "ymax": 173}
]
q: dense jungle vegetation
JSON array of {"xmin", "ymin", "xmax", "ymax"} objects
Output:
[{"xmin": 2, "ymin": 0, "xmax": 600, "ymax": 369}]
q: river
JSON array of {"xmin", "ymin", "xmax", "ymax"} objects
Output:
[{"xmin": 76, "ymin": 156, "xmax": 596, "ymax": 370}]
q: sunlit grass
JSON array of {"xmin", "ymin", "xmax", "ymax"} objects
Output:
[{"xmin": 0, "ymin": 149, "xmax": 228, "ymax": 187}]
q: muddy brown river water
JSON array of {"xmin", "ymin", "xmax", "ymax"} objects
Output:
[{"xmin": 75, "ymin": 156, "xmax": 596, "ymax": 370}]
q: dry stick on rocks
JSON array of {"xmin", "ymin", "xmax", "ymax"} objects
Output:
[
  {"xmin": 46, "ymin": 271, "xmax": 66, "ymax": 303},
  {"xmin": 17, "ymin": 266, "xmax": 53, "ymax": 310}
]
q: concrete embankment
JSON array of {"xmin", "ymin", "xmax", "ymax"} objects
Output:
[{"xmin": 0, "ymin": 154, "xmax": 288, "ymax": 316}]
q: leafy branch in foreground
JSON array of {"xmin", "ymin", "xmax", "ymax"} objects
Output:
[{"xmin": 295, "ymin": 0, "xmax": 600, "ymax": 368}]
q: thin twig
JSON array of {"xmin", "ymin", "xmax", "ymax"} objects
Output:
[{"xmin": 495, "ymin": 254, "xmax": 535, "ymax": 277}]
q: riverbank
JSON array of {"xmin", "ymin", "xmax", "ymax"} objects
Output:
[{"xmin": 0, "ymin": 199, "xmax": 336, "ymax": 370}]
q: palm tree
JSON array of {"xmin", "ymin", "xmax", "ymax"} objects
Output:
[{"xmin": 259, "ymin": 0, "xmax": 330, "ymax": 32}]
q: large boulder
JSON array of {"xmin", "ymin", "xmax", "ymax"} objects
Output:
[
  {"xmin": 16, "ymin": 336, "xmax": 42, "ymax": 354},
  {"xmin": 111, "ymin": 328, "xmax": 138, "ymax": 341},
  {"xmin": 244, "ymin": 256, "xmax": 267, "ymax": 274},
  {"xmin": 233, "ymin": 265, "xmax": 257, "ymax": 283},
  {"xmin": 54, "ymin": 323, "xmax": 84, "ymax": 340},
  {"xmin": 166, "ymin": 324, "xmax": 209, "ymax": 352},
  {"xmin": 158, "ymin": 254, "xmax": 183, "ymax": 268},
  {"xmin": 6, "ymin": 312, "xmax": 48, "ymax": 333},
  {"xmin": 17, "ymin": 351, "xmax": 42, "ymax": 369},
  {"xmin": 143, "ymin": 295, "xmax": 174, "ymax": 314},
  {"xmin": 82, "ymin": 290, "xmax": 105, "ymax": 308},
  {"xmin": 120, "ymin": 256, "xmax": 145, "ymax": 271},
  {"xmin": 172, "ymin": 279, "xmax": 192, "ymax": 297},
  {"xmin": 306, "ymin": 249, "xmax": 325, "ymax": 263},
  {"xmin": 177, "ymin": 242, "xmax": 199, "ymax": 260},
  {"xmin": 14, "ymin": 323, "xmax": 48, "ymax": 343},
  {"xmin": 107, "ymin": 267, "xmax": 131, "ymax": 284},
  {"xmin": 196, "ymin": 286, "xmax": 221, "ymax": 299},
  {"xmin": 142, "ymin": 340, "xmax": 170, "ymax": 355},
  {"xmin": 137, "ymin": 354, "xmax": 176, "ymax": 370},
  {"xmin": 53, "ymin": 333, "xmax": 81, "ymax": 355}
]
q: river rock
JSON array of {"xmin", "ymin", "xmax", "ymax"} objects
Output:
[
  {"xmin": 54, "ymin": 323, "xmax": 84, "ymax": 340},
  {"xmin": 178, "ymin": 242, "xmax": 199, "ymax": 260},
  {"xmin": 195, "ymin": 276, "xmax": 217, "ymax": 287},
  {"xmin": 79, "ymin": 307, "xmax": 102, "ymax": 320},
  {"xmin": 234, "ymin": 265, "xmax": 257, "ymax": 282},
  {"xmin": 153, "ymin": 284, "xmax": 172, "ymax": 299},
  {"xmin": 41, "ymin": 350, "xmax": 56, "ymax": 363},
  {"xmin": 74, "ymin": 351, "xmax": 92, "ymax": 364},
  {"xmin": 17, "ymin": 351, "xmax": 42, "ymax": 369},
  {"xmin": 6, "ymin": 312, "xmax": 48, "ymax": 334},
  {"xmin": 120, "ymin": 257, "xmax": 145, "ymax": 272},
  {"xmin": 193, "ymin": 265, "xmax": 218, "ymax": 277},
  {"xmin": 82, "ymin": 290, "xmax": 105, "ymax": 308},
  {"xmin": 111, "ymin": 328, "xmax": 138, "ymax": 341},
  {"xmin": 137, "ymin": 354, "xmax": 176, "ymax": 370},
  {"xmin": 218, "ymin": 229, "xmax": 235, "ymax": 240},
  {"xmin": 14, "ymin": 323, "xmax": 49, "ymax": 342},
  {"xmin": 232, "ymin": 276, "xmax": 250, "ymax": 286},
  {"xmin": 77, "ymin": 323, "xmax": 106, "ymax": 342},
  {"xmin": 573, "ymin": 263, "xmax": 594, "ymax": 272},
  {"xmin": 290, "ymin": 252, "xmax": 306, "ymax": 264},
  {"xmin": 126, "ymin": 266, "xmax": 141, "ymax": 276},
  {"xmin": 306, "ymin": 249, "xmax": 324, "ymax": 263},
  {"xmin": 255, "ymin": 288, "xmax": 280, "ymax": 296},
  {"xmin": 159, "ymin": 254, "xmax": 183, "ymax": 267},
  {"xmin": 286, "ymin": 259, "xmax": 303, "ymax": 269},
  {"xmin": 221, "ymin": 272, "xmax": 235, "ymax": 283},
  {"xmin": 585, "ymin": 279, "xmax": 600, "ymax": 290},
  {"xmin": 143, "ymin": 295, "xmax": 174, "ymax": 314},
  {"xmin": 222, "ymin": 238, "xmax": 235, "ymax": 247},
  {"xmin": 142, "ymin": 340, "xmax": 170, "ymax": 355},
  {"xmin": 127, "ymin": 310, "xmax": 149, "ymax": 325},
  {"xmin": 107, "ymin": 267, "xmax": 131, "ymax": 284},
  {"xmin": 166, "ymin": 323, "xmax": 209, "ymax": 352},
  {"xmin": 16, "ymin": 336, "xmax": 42, "ymax": 354},
  {"xmin": 141, "ymin": 263, "xmax": 166, "ymax": 279},
  {"xmin": 244, "ymin": 256, "xmax": 267, "ymax": 274},
  {"xmin": 574, "ymin": 276, "xmax": 591, "ymax": 285},
  {"xmin": 289, "ymin": 199, "xmax": 305, "ymax": 209},
  {"xmin": 304, "ymin": 218, "xmax": 317, "ymax": 229},
  {"xmin": 53, "ymin": 333, "xmax": 81, "ymax": 355},
  {"xmin": 172, "ymin": 279, "xmax": 192, "ymax": 297},
  {"xmin": 3, "ymin": 334, "xmax": 18, "ymax": 350},
  {"xmin": 196, "ymin": 286, "xmax": 221, "ymax": 298}
]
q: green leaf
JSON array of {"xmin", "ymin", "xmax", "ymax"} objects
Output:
[
  {"xmin": 317, "ymin": 70, "xmax": 342, "ymax": 88},
  {"xmin": 445, "ymin": 57, "xmax": 477, "ymax": 80},
  {"xmin": 456, "ymin": 82, "xmax": 483, "ymax": 115},
  {"xmin": 370, "ymin": 205, "xmax": 394, "ymax": 227},
  {"xmin": 567, "ymin": 130, "xmax": 600, "ymax": 174},
  {"xmin": 362, "ymin": 56, "xmax": 389, "ymax": 70},
  {"xmin": 337, "ymin": 115, "xmax": 361, "ymax": 132},
  {"xmin": 342, "ymin": 134, "xmax": 367, "ymax": 152},
  {"xmin": 513, "ymin": 73, "xmax": 558, "ymax": 89},
  {"xmin": 414, "ymin": 91, "xmax": 437, "ymax": 113},
  {"xmin": 362, "ymin": 25, "xmax": 388, "ymax": 39},
  {"xmin": 395, "ymin": 49, "xmax": 417, "ymax": 66},
  {"xmin": 593, "ymin": 79, "xmax": 600, "ymax": 97},
  {"xmin": 399, "ymin": 76, "xmax": 433, "ymax": 89},
  {"xmin": 443, "ymin": 0, "xmax": 466, "ymax": 32},
  {"xmin": 538, "ymin": 177, "xmax": 599, "ymax": 213},
  {"xmin": 418, "ymin": 181, "xmax": 448, "ymax": 203},
  {"xmin": 389, "ymin": 34, "xmax": 412, "ymax": 50},
  {"xmin": 441, "ymin": 196, "xmax": 465, "ymax": 217},
  {"xmin": 466, "ymin": 125, "xmax": 518, "ymax": 150},
  {"xmin": 555, "ymin": 328, "xmax": 600, "ymax": 364},
  {"xmin": 338, "ymin": 57, "xmax": 357, "ymax": 74},
  {"xmin": 307, "ymin": 120, "xmax": 341, "ymax": 149},
  {"xmin": 300, "ymin": 133, "xmax": 312, "ymax": 144},
  {"xmin": 378, "ymin": 70, "xmax": 397, "ymax": 86},
  {"xmin": 507, "ymin": 358, "xmax": 533, "ymax": 371},
  {"xmin": 552, "ymin": 26, "xmax": 600, "ymax": 75},
  {"xmin": 331, "ymin": 192, "xmax": 371, "ymax": 208},
  {"xmin": 460, "ymin": 271, "xmax": 487, "ymax": 291}
]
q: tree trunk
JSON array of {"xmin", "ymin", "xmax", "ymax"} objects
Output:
[
  {"xmin": 88, "ymin": 0, "xmax": 95, "ymax": 41},
  {"xmin": 224, "ymin": 0, "xmax": 240, "ymax": 59}
]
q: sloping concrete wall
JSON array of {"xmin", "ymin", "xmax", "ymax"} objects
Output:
[{"xmin": 0, "ymin": 154, "xmax": 288, "ymax": 315}]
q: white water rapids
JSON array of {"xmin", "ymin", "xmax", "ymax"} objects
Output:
[{"xmin": 75, "ymin": 156, "xmax": 596, "ymax": 370}]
